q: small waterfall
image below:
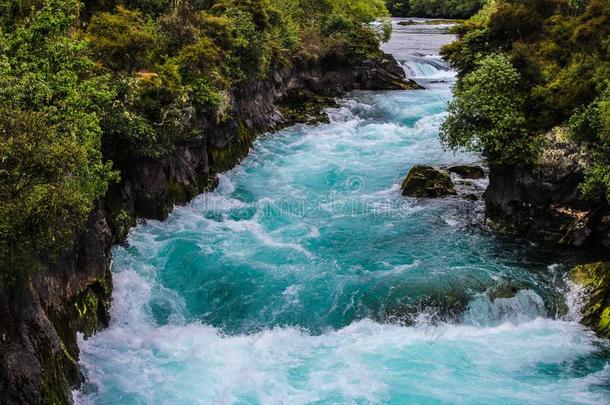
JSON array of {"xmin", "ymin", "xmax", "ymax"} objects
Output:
[
  {"xmin": 401, "ymin": 53, "xmax": 455, "ymax": 80},
  {"xmin": 462, "ymin": 290, "xmax": 547, "ymax": 326}
]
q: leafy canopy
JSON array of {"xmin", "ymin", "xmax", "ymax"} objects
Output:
[
  {"xmin": 441, "ymin": 0, "xmax": 610, "ymax": 198},
  {"xmin": 0, "ymin": 0, "xmax": 116, "ymax": 281},
  {"xmin": 440, "ymin": 54, "xmax": 533, "ymax": 163}
]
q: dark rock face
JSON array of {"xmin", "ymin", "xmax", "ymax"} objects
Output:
[
  {"xmin": 401, "ymin": 165, "xmax": 456, "ymax": 198},
  {"xmin": 0, "ymin": 53, "xmax": 413, "ymax": 404},
  {"xmin": 570, "ymin": 262, "xmax": 610, "ymax": 338},
  {"xmin": 484, "ymin": 130, "xmax": 608, "ymax": 246},
  {"xmin": 0, "ymin": 205, "xmax": 112, "ymax": 404},
  {"xmin": 447, "ymin": 165, "xmax": 485, "ymax": 180}
]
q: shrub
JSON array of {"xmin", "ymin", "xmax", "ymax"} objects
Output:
[
  {"xmin": 0, "ymin": 0, "xmax": 116, "ymax": 280},
  {"xmin": 86, "ymin": 6, "xmax": 160, "ymax": 72},
  {"xmin": 440, "ymin": 54, "xmax": 534, "ymax": 164}
]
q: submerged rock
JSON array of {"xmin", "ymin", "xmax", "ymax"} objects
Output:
[
  {"xmin": 397, "ymin": 20, "xmax": 417, "ymax": 26},
  {"xmin": 570, "ymin": 262, "xmax": 610, "ymax": 338},
  {"xmin": 381, "ymin": 290, "xmax": 470, "ymax": 326},
  {"xmin": 447, "ymin": 165, "xmax": 485, "ymax": 180},
  {"xmin": 488, "ymin": 283, "xmax": 521, "ymax": 301},
  {"xmin": 401, "ymin": 165, "xmax": 456, "ymax": 198}
]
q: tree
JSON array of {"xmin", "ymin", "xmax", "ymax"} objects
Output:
[
  {"xmin": 440, "ymin": 54, "xmax": 535, "ymax": 164},
  {"xmin": 0, "ymin": 0, "xmax": 116, "ymax": 281},
  {"xmin": 86, "ymin": 5, "xmax": 160, "ymax": 72}
]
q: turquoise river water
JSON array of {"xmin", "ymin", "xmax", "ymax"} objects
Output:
[{"xmin": 75, "ymin": 20, "xmax": 610, "ymax": 404}]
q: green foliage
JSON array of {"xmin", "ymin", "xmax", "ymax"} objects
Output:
[
  {"xmin": 191, "ymin": 79, "xmax": 223, "ymax": 114},
  {"xmin": 0, "ymin": 0, "xmax": 44, "ymax": 27},
  {"xmin": 0, "ymin": 0, "xmax": 116, "ymax": 280},
  {"xmin": 211, "ymin": 0, "xmax": 277, "ymax": 80},
  {"xmin": 440, "ymin": 54, "xmax": 534, "ymax": 163},
  {"xmin": 86, "ymin": 6, "xmax": 160, "ymax": 72},
  {"xmin": 386, "ymin": 0, "xmax": 411, "ymax": 16},
  {"xmin": 568, "ymin": 85, "xmax": 610, "ymax": 197},
  {"xmin": 88, "ymin": 0, "xmax": 391, "ymax": 160},
  {"xmin": 442, "ymin": 0, "xmax": 610, "ymax": 198},
  {"xmin": 124, "ymin": 0, "xmax": 172, "ymax": 16},
  {"xmin": 385, "ymin": 0, "xmax": 484, "ymax": 18}
]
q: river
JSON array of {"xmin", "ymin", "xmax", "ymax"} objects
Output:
[{"xmin": 75, "ymin": 19, "xmax": 610, "ymax": 404}]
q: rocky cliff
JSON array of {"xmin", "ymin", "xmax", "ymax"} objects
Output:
[
  {"xmin": 0, "ymin": 53, "xmax": 414, "ymax": 404},
  {"xmin": 484, "ymin": 128, "xmax": 610, "ymax": 247},
  {"xmin": 0, "ymin": 205, "xmax": 112, "ymax": 404}
]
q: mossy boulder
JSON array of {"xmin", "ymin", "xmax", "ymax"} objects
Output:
[
  {"xmin": 401, "ymin": 165, "xmax": 456, "ymax": 198},
  {"xmin": 488, "ymin": 283, "xmax": 521, "ymax": 301},
  {"xmin": 570, "ymin": 262, "xmax": 610, "ymax": 338},
  {"xmin": 277, "ymin": 89, "xmax": 338, "ymax": 126},
  {"xmin": 447, "ymin": 165, "xmax": 485, "ymax": 179}
]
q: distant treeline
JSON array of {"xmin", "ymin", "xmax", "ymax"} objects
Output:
[{"xmin": 386, "ymin": 0, "xmax": 485, "ymax": 18}]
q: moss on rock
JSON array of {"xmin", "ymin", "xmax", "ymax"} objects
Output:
[
  {"xmin": 43, "ymin": 266, "xmax": 113, "ymax": 403},
  {"xmin": 40, "ymin": 339, "xmax": 75, "ymax": 405},
  {"xmin": 209, "ymin": 121, "xmax": 256, "ymax": 173},
  {"xmin": 447, "ymin": 165, "xmax": 485, "ymax": 179},
  {"xmin": 278, "ymin": 89, "xmax": 339, "ymax": 126},
  {"xmin": 103, "ymin": 187, "xmax": 137, "ymax": 243},
  {"xmin": 570, "ymin": 262, "xmax": 610, "ymax": 338},
  {"xmin": 401, "ymin": 165, "xmax": 456, "ymax": 198},
  {"xmin": 488, "ymin": 283, "xmax": 521, "ymax": 301}
]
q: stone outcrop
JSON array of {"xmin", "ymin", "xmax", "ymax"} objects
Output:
[
  {"xmin": 447, "ymin": 165, "xmax": 485, "ymax": 180},
  {"xmin": 0, "ymin": 204, "xmax": 112, "ymax": 404},
  {"xmin": 0, "ymin": 53, "xmax": 415, "ymax": 404},
  {"xmin": 484, "ymin": 128, "xmax": 609, "ymax": 247},
  {"xmin": 570, "ymin": 262, "xmax": 610, "ymax": 338},
  {"xmin": 401, "ymin": 165, "xmax": 456, "ymax": 198}
]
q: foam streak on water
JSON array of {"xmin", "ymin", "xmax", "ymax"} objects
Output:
[{"xmin": 75, "ymin": 20, "xmax": 610, "ymax": 404}]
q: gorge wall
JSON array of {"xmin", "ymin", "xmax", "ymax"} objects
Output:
[
  {"xmin": 482, "ymin": 130, "xmax": 610, "ymax": 339},
  {"xmin": 0, "ymin": 54, "xmax": 415, "ymax": 404},
  {"xmin": 484, "ymin": 129, "xmax": 610, "ymax": 248}
]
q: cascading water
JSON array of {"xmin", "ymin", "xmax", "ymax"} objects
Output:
[
  {"xmin": 401, "ymin": 53, "xmax": 455, "ymax": 81},
  {"xmin": 74, "ymin": 20, "xmax": 610, "ymax": 404}
]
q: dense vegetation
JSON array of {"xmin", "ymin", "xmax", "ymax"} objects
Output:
[
  {"xmin": 0, "ymin": 0, "xmax": 391, "ymax": 282},
  {"xmin": 386, "ymin": 0, "xmax": 485, "ymax": 18},
  {"xmin": 440, "ymin": 0, "xmax": 610, "ymax": 197}
]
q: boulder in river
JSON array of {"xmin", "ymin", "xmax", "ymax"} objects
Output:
[
  {"xmin": 401, "ymin": 165, "xmax": 456, "ymax": 198},
  {"xmin": 447, "ymin": 165, "xmax": 485, "ymax": 180},
  {"xmin": 488, "ymin": 283, "xmax": 521, "ymax": 301},
  {"xmin": 397, "ymin": 20, "xmax": 417, "ymax": 26},
  {"xmin": 570, "ymin": 262, "xmax": 610, "ymax": 338}
]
